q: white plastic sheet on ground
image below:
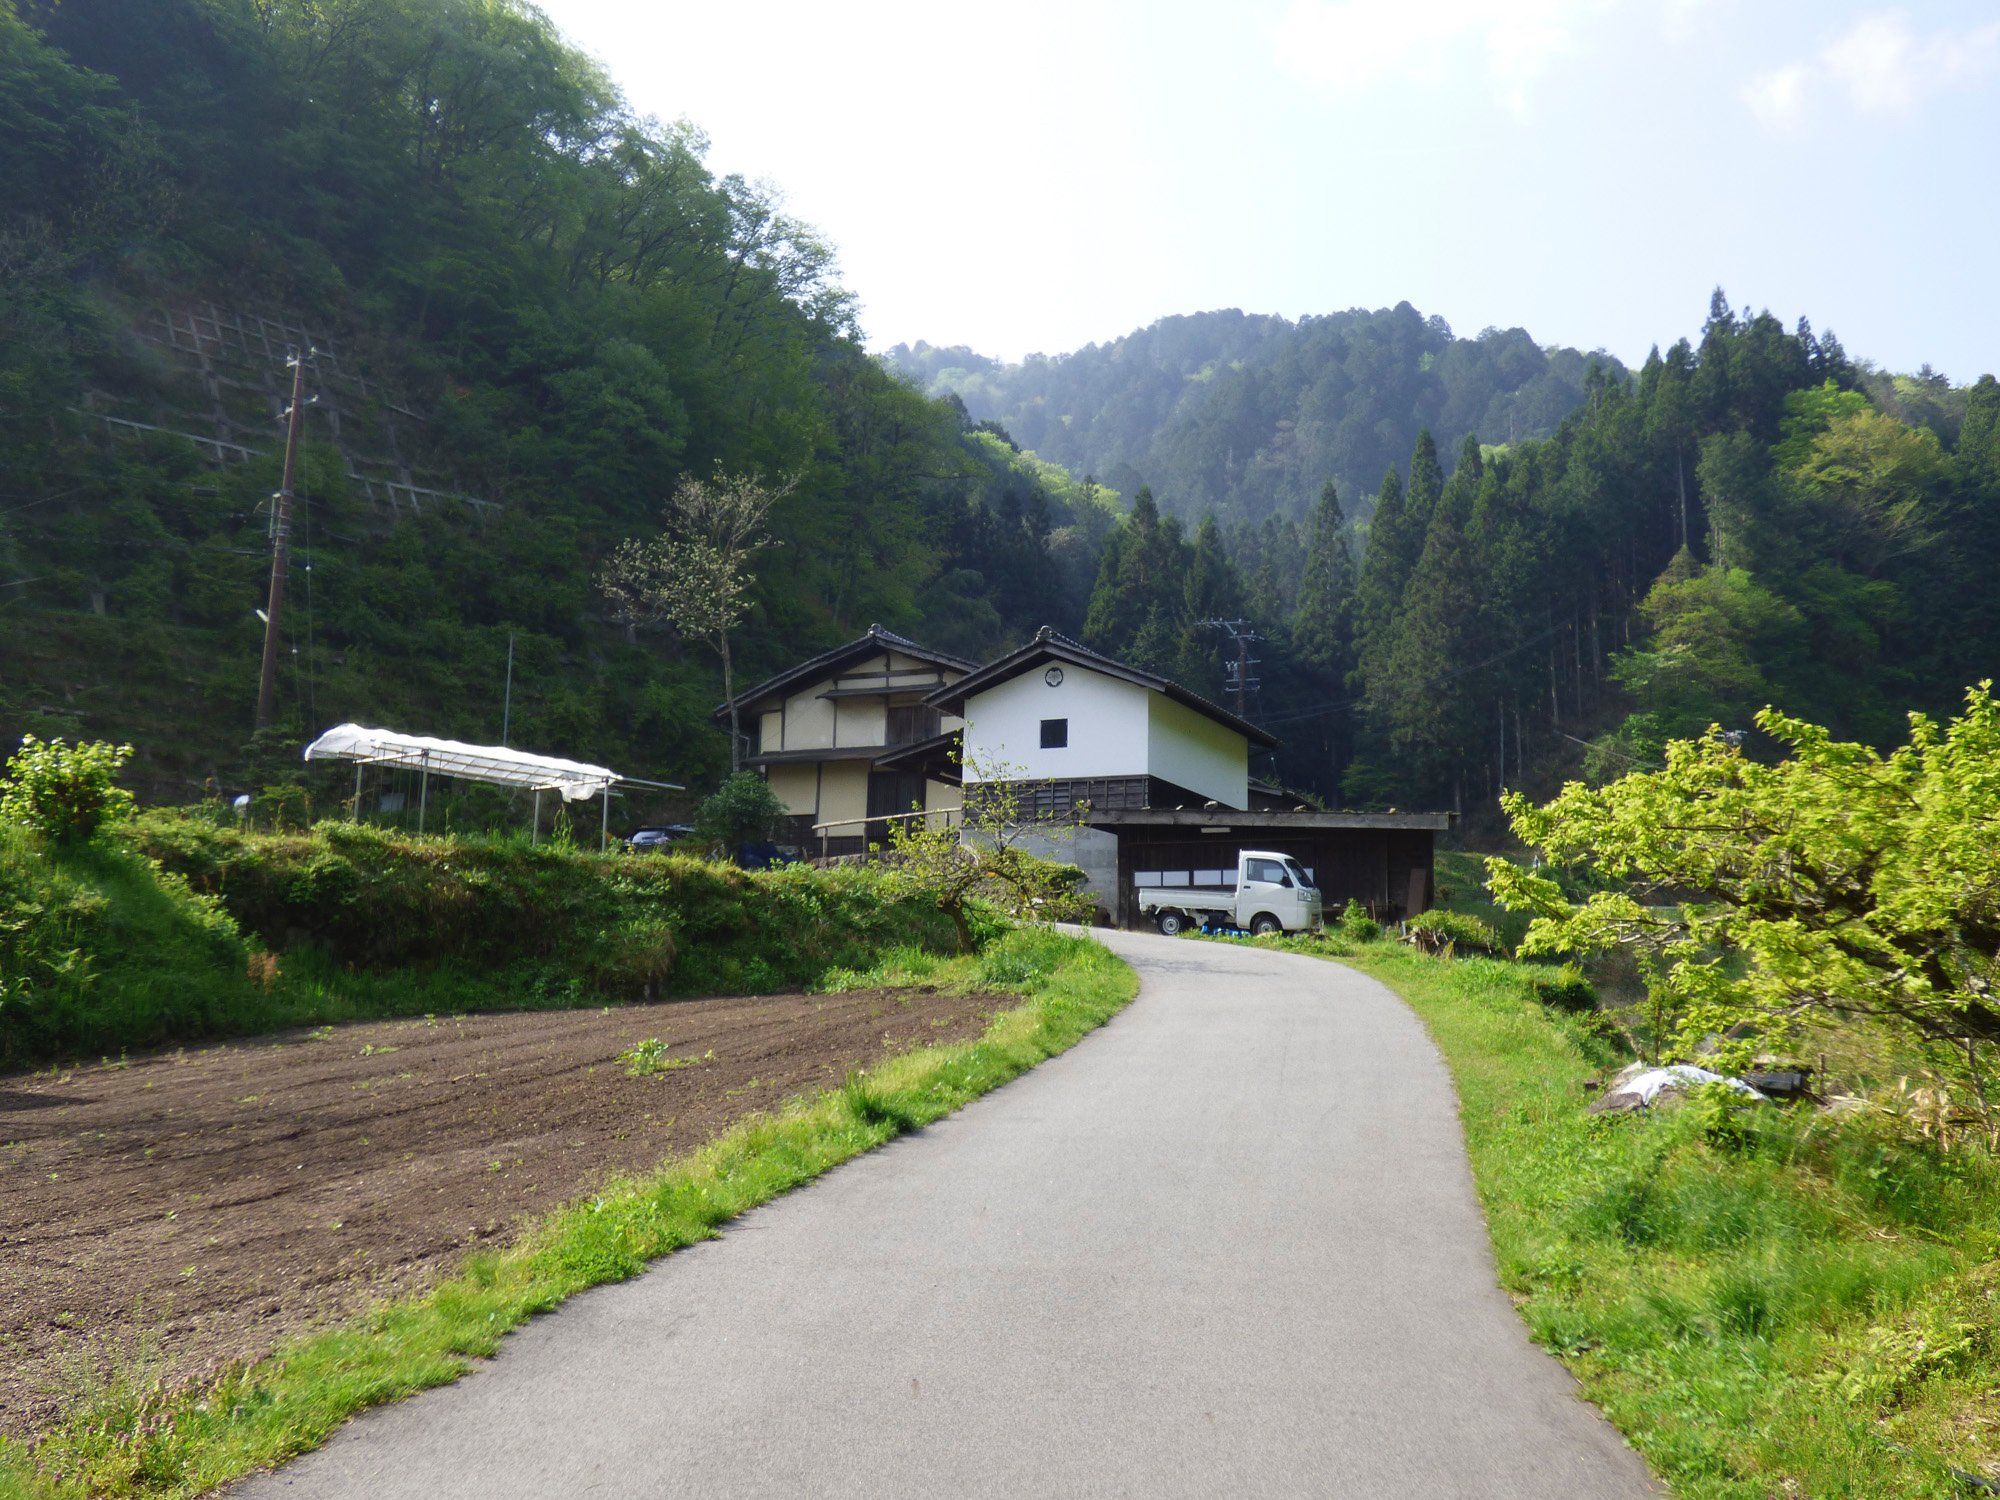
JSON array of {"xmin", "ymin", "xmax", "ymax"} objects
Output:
[
  {"xmin": 302, "ymin": 724, "xmax": 618, "ymax": 802},
  {"xmin": 1592, "ymin": 1063, "xmax": 1768, "ymax": 1114}
]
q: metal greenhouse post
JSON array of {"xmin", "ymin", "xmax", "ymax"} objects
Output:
[{"xmin": 600, "ymin": 787, "xmax": 609, "ymax": 852}]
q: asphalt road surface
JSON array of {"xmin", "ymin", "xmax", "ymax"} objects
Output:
[{"xmin": 234, "ymin": 930, "xmax": 1658, "ymax": 1499}]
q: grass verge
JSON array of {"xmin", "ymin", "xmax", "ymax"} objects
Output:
[
  {"xmin": 1217, "ymin": 931, "xmax": 2000, "ymax": 1499},
  {"xmin": 2, "ymin": 814, "xmax": 973, "ymax": 1067},
  {"xmin": 0, "ymin": 926, "xmax": 1135, "ymax": 1499}
]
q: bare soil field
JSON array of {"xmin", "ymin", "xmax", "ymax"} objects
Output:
[{"xmin": 0, "ymin": 985, "xmax": 1012, "ymax": 1435}]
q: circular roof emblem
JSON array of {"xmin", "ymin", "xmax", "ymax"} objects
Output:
[{"xmin": 1044, "ymin": 666, "xmax": 1065, "ymax": 687}]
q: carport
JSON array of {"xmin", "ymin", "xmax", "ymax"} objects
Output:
[{"xmin": 1082, "ymin": 808, "xmax": 1451, "ymax": 928}]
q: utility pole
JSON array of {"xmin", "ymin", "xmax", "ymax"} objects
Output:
[
  {"xmin": 1201, "ymin": 618, "xmax": 1262, "ymax": 718},
  {"xmin": 255, "ymin": 351, "xmax": 311, "ymax": 731},
  {"xmin": 501, "ymin": 632, "xmax": 515, "ymax": 745}
]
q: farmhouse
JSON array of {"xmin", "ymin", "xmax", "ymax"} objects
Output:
[
  {"xmin": 734, "ymin": 625, "xmax": 1447, "ymax": 925},
  {"xmin": 713, "ymin": 624, "xmax": 975, "ymax": 854},
  {"xmin": 923, "ymin": 628, "xmax": 1446, "ymax": 925},
  {"xmin": 924, "ymin": 626, "xmax": 1276, "ymax": 815}
]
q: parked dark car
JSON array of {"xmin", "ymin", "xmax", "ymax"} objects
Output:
[{"xmin": 626, "ymin": 824, "xmax": 694, "ymax": 851}]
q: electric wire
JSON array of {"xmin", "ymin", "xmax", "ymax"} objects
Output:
[{"xmin": 1250, "ymin": 620, "xmax": 1569, "ymax": 729}]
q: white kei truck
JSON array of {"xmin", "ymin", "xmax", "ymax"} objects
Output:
[{"xmin": 1136, "ymin": 850, "xmax": 1324, "ymax": 937}]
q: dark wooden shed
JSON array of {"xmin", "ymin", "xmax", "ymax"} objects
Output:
[{"xmin": 1084, "ymin": 809, "xmax": 1451, "ymax": 928}]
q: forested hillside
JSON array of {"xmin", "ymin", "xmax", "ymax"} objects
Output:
[
  {"xmin": 882, "ymin": 306, "xmax": 1621, "ymax": 526},
  {"xmin": 0, "ymin": 0, "xmax": 1115, "ymax": 801},
  {"xmin": 4, "ymin": 1, "xmax": 1995, "ymax": 823},
  {"xmin": 1065, "ymin": 296, "xmax": 1999, "ymax": 815}
]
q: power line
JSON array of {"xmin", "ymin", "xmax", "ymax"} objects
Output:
[
  {"xmin": 1254, "ymin": 621, "xmax": 1568, "ymax": 730},
  {"xmin": 299, "ymin": 450, "xmax": 319, "ymax": 731},
  {"xmin": 1559, "ymin": 730, "xmax": 1662, "ymax": 770}
]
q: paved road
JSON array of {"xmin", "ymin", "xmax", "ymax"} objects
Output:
[{"xmin": 235, "ymin": 931, "xmax": 1656, "ymax": 1498}]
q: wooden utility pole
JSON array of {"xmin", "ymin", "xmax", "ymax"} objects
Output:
[
  {"xmin": 1202, "ymin": 618, "xmax": 1261, "ymax": 718},
  {"xmin": 255, "ymin": 352, "xmax": 309, "ymax": 731}
]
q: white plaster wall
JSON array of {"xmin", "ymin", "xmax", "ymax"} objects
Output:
[
  {"xmin": 1146, "ymin": 694, "xmax": 1250, "ymax": 808},
  {"xmin": 818, "ymin": 762, "xmax": 870, "ymax": 830},
  {"xmin": 960, "ymin": 666, "xmax": 1151, "ymax": 781},
  {"xmin": 780, "ymin": 685, "xmax": 835, "ymax": 750},
  {"xmin": 762, "ymin": 651, "xmax": 964, "ymax": 754},
  {"xmin": 765, "ymin": 763, "xmax": 818, "ymax": 817},
  {"xmin": 836, "ymin": 695, "xmax": 887, "ymax": 747},
  {"xmin": 923, "ymin": 777, "xmax": 960, "ymax": 829}
]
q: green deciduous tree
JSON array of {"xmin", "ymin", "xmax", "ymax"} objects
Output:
[
  {"xmin": 602, "ymin": 469, "xmax": 790, "ymax": 769},
  {"xmin": 1604, "ymin": 554, "xmax": 1806, "ymax": 756},
  {"xmin": 1490, "ymin": 686, "xmax": 2000, "ymax": 1127},
  {"xmin": 886, "ymin": 761, "xmax": 1093, "ymax": 953}
]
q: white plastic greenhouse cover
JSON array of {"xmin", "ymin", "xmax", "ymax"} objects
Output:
[{"xmin": 302, "ymin": 724, "xmax": 619, "ymax": 801}]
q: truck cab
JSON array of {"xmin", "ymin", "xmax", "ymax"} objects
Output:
[{"xmin": 1136, "ymin": 849, "xmax": 1324, "ymax": 937}]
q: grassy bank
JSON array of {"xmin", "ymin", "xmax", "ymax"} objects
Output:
[
  {"xmin": 1242, "ymin": 930, "xmax": 2000, "ymax": 1497},
  {"xmin": 1, "ymin": 812, "xmax": 965, "ymax": 1066},
  {"xmin": 0, "ymin": 926, "xmax": 1135, "ymax": 1498}
]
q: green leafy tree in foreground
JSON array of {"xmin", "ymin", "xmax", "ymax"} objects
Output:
[
  {"xmin": 0, "ymin": 735, "xmax": 135, "ymax": 845},
  {"xmin": 1487, "ymin": 685, "xmax": 2000, "ymax": 1127},
  {"xmin": 602, "ymin": 469, "xmax": 792, "ymax": 770}
]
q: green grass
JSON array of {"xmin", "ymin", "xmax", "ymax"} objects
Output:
[
  {"xmin": 0, "ymin": 926, "xmax": 1135, "ymax": 1499},
  {"xmin": 1431, "ymin": 847, "xmax": 1533, "ymax": 948},
  {"xmin": 0, "ymin": 812, "xmax": 975, "ymax": 1067},
  {"xmin": 1266, "ymin": 934, "xmax": 2000, "ymax": 1498},
  {"xmin": 0, "ymin": 827, "xmax": 257, "ymax": 1067}
]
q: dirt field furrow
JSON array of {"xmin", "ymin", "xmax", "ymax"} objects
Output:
[{"xmin": 0, "ymin": 985, "xmax": 1010, "ymax": 1436}]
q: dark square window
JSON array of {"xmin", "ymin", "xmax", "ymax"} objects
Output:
[{"xmin": 1040, "ymin": 717, "xmax": 1068, "ymax": 749}]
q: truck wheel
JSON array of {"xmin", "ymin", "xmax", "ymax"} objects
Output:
[
  {"xmin": 1156, "ymin": 910, "xmax": 1188, "ymax": 937},
  {"xmin": 1250, "ymin": 913, "xmax": 1282, "ymax": 936}
]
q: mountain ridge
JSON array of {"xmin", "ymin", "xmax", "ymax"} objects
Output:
[{"xmin": 882, "ymin": 303, "xmax": 1627, "ymax": 525}]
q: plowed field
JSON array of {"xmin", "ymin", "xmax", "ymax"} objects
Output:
[{"xmin": 0, "ymin": 985, "xmax": 1011, "ymax": 1435}]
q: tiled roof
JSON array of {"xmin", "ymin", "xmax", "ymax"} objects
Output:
[
  {"xmin": 924, "ymin": 626, "xmax": 1280, "ymax": 748},
  {"xmin": 713, "ymin": 625, "xmax": 977, "ymax": 720}
]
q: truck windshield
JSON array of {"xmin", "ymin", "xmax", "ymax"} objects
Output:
[{"xmin": 1282, "ymin": 858, "xmax": 1315, "ymax": 890}]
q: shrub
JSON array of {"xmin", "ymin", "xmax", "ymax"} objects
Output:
[
  {"xmin": 0, "ymin": 735, "xmax": 136, "ymax": 845},
  {"xmin": 692, "ymin": 771, "xmax": 787, "ymax": 851},
  {"xmin": 127, "ymin": 810, "xmax": 963, "ymax": 996},
  {"xmin": 1529, "ymin": 961, "xmax": 1596, "ymax": 1011},
  {"xmin": 1405, "ymin": 907, "xmax": 1506, "ymax": 956},
  {"xmin": 1337, "ymin": 898, "xmax": 1382, "ymax": 943}
]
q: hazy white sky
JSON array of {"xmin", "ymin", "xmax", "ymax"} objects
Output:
[{"xmin": 534, "ymin": 0, "xmax": 1998, "ymax": 379}]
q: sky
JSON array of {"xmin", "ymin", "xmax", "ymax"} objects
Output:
[{"xmin": 533, "ymin": 0, "xmax": 1999, "ymax": 380}]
